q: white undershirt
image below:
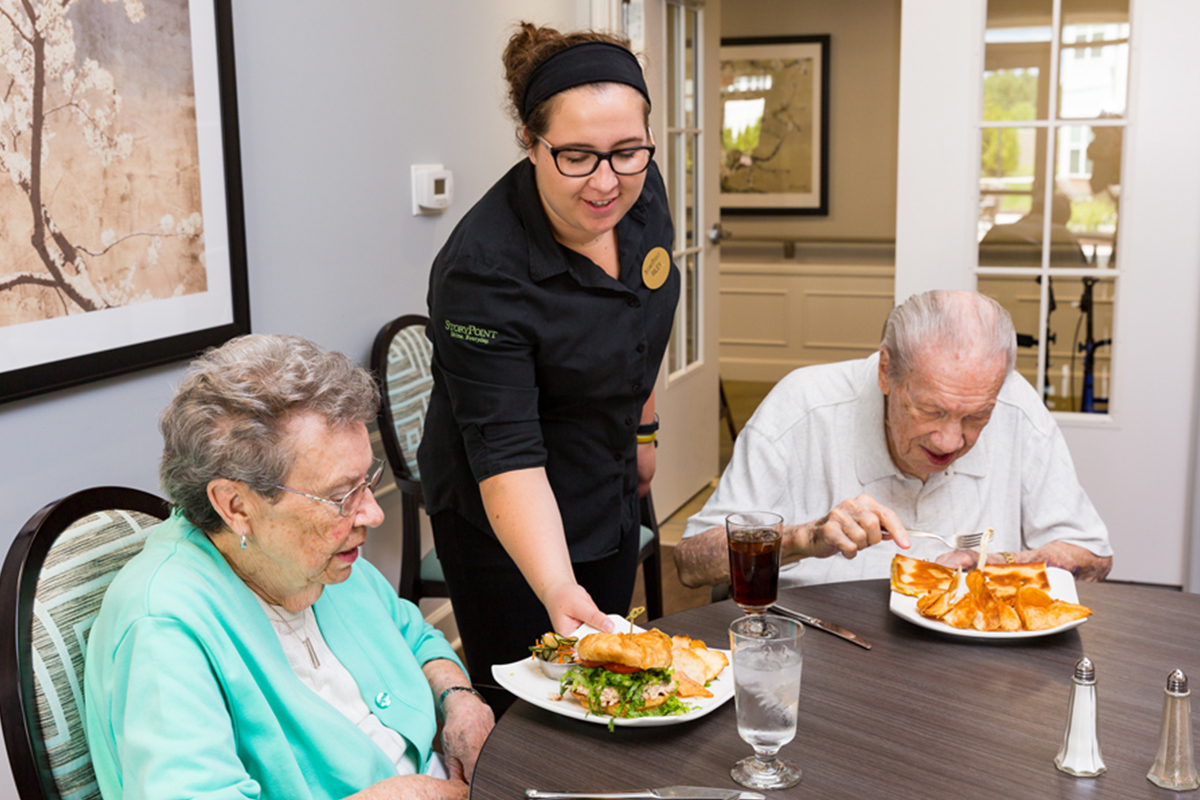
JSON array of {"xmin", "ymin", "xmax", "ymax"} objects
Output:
[{"xmin": 254, "ymin": 596, "xmax": 447, "ymax": 779}]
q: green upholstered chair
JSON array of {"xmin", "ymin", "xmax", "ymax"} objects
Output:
[
  {"xmin": 0, "ymin": 486, "xmax": 170, "ymax": 800},
  {"xmin": 372, "ymin": 314, "xmax": 663, "ymax": 618}
]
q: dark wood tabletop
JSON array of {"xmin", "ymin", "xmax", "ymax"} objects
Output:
[{"xmin": 469, "ymin": 579, "xmax": 1200, "ymax": 800}]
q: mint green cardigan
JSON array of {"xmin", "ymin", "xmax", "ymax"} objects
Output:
[{"xmin": 84, "ymin": 511, "xmax": 463, "ymax": 800}]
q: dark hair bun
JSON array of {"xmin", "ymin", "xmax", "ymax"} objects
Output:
[{"xmin": 501, "ymin": 22, "xmax": 634, "ymax": 145}]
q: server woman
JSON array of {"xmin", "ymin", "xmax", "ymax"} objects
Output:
[{"xmin": 419, "ymin": 23, "xmax": 679, "ymax": 706}]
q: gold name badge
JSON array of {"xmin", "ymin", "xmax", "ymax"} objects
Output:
[{"xmin": 641, "ymin": 247, "xmax": 670, "ymax": 290}]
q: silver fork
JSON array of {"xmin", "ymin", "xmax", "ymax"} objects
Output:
[{"xmin": 906, "ymin": 530, "xmax": 985, "ymax": 549}]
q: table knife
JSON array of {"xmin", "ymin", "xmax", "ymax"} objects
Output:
[
  {"xmin": 526, "ymin": 787, "xmax": 765, "ymax": 800},
  {"xmin": 769, "ymin": 604, "xmax": 872, "ymax": 650}
]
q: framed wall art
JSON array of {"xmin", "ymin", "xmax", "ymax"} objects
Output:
[
  {"xmin": 0, "ymin": 0, "xmax": 248, "ymax": 404},
  {"xmin": 720, "ymin": 35, "xmax": 830, "ymax": 216}
]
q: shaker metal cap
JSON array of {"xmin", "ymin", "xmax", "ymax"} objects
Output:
[
  {"xmin": 1167, "ymin": 669, "xmax": 1188, "ymax": 694},
  {"xmin": 1074, "ymin": 656, "xmax": 1095, "ymax": 683}
]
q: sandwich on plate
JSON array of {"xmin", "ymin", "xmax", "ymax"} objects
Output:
[{"xmin": 558, "ymin": 629, "xmax": 693, "ymax": 721}]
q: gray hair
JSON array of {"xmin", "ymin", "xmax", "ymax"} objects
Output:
[
  {"xmin": 881, "ymin": 290, "xmax": 1016, "ymax": 385},
  {"xmin": 159, "ymin": 334, "xmax": 380, "ymax": 533}
]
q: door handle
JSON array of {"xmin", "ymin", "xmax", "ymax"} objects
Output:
[{"xmin": 708, "ymin": 222, "xmax": 726, "ymax": 244}]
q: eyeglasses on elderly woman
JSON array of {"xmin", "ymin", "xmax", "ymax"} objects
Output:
[{"xmin": 274, "ymin": 456, "xmax": 386, "ymax": 517}]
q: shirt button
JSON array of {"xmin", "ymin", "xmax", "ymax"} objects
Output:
[
  {"xmin": 625, "ymin": 417, "xmax": 634, "ymax": 426},
  {"xmin": 374, "ymin": 692, "xmax": 392, "ymax": 709},
  {"xmin": 636, "ymin": 343, "xmax": 646, "ymax": 353},
  {"xmin": 613, "ymin": 453, "xmax": 622, "ymax": 462},
  {"xmin": 628, "ymin": 298, "xmax": 640, "ymax": 308}
]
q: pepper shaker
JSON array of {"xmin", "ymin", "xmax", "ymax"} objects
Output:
[
  {"xmin": 1055, "ymin": 656, "xmax": 1106, "ymax": 777},
  {"xmin": 1147, "ymin": 669, "xmax": 1200, "ymax": 791}
]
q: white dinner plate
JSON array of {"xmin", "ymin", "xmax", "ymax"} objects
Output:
[
  {"xmin": 888, "ymin": 566, "xmax": 1089, "ymax": 639},
  {"xmin": 490, "ymin": 614, "xmax": 734, "ymax": 727}
]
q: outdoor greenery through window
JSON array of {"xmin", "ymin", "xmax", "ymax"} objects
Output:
[{"xmin": 976, "ymin": 0, "xmax": 1128, "ymax": 415}]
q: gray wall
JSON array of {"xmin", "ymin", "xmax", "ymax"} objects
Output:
[
  {"xmin": 0, "ymin": 1, "xmax": 580, "ymax": 797},
  {"xmin": 720, "ymin": 0, "xmax": 901, "ymax": 246}
]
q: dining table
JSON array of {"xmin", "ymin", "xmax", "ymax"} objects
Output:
[{"xmin": 469, "ymin": 579, "xmax": 1200, "ymax": 799}]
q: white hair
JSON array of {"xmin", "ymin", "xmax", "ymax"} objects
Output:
[
  {"xmin": 881, "ymin": 290, "xmax": 1016, "ymax": 385},
  {"xmin": 159, "ymin": 334, "xmax": 380, "ymax": 534}
]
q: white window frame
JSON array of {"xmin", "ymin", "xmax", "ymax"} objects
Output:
[
  {"xmin": 975, "ymin": 0, "xmax": 1129, "ymax": 424},
  {"xmin": 665, "ymin": 0, "xmax": 706, "ymax": 380}
]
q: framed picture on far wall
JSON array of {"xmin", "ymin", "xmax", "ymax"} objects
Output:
[
  {"xmin": 0, "ymin": 0, "xmax": 249, "ymax": 405},
  {"xmin": 720, "ymin": 35, "xmax": 830, "ymax": 216}
]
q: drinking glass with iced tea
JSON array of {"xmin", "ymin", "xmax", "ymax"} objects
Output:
[{"xmin": 726, "ymin": 511, "xmax": 783, "ymax": 614}]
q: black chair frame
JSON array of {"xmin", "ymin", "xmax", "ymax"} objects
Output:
[
  {"xmin": 372, "ymin": 314, "xmax": 448, "ymax": 605},
  {"xmin": 0, "ymin": 486, "xmax": 170, "ymax": 800},
  {"xmin": 638, "ymin": 491, "xmax": 664, "ymax": 621}
]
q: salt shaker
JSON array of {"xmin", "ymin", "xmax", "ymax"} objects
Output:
[
  {"xmin": 1055, "ymin": 656, "xmax": 1106, "ymax": 776},
  {"xmin": 1147, "ymin": 669, "xmax": 1200, "ymax": 791}
]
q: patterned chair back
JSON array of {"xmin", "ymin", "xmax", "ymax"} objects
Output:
[
  {"xmin": 378, "ymin": 316, "xmax": 434, "ymax": 480},
  {"xmin": 0, "ymin": 488, "xmax": 169, "ymax": 800}
]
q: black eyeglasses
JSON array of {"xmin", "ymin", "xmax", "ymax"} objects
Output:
[
  {"xmin": 537, "ymin": 136, "xmax": 655, "ymax": 178},
  {"xmin": 274, "ymin": 457, "xmax": 386, "ymax": 517}
]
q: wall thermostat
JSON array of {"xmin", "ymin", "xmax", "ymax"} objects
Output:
[{"xmin": 412, "ymin": 164, "xmax": 453, "ymax": 215}]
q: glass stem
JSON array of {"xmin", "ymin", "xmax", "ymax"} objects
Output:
[{"xmin": 753, "ymin": 747, "xmax": 781, "ymax": 766}]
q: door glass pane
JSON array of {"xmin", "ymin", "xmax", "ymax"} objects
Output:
[
  {"xmin": 980, "ymin": 273, "xmax": 1115, "ymax": 412},
  {"xmin": 685, "ymin": 133, "xmax": 696, "ymax": 249},
  {"xmin": 684, "ymin": 8, "xmax": 697, "ymax": 131},
  {"xmin": 1055, "ymin": 125, "xmax": 1121, "ymax": 268},
  {"xmin": 978, "ymin": 127, "xmax": 1045, "ymax": 265},
  {"xmin": 666, "ymin": 5, "xmax": 682, "ymax": 129},
  {"xmin": 665, "ymin": 1, "xmax": 702, "ymax": 375},
  {"xmin": 666, "ymin": 130, "xmax": 682, "ymax": 228},
  {"xmin": 984, "ymin": 0, "xmax": 1053, "ymax": 121},
  {"xmin": 690, "ymin": 133, "xmax": 702, "ymax": 253},
  {"xmin": 685, "ymin": 252, "xmax": 699, "ymax": 364},
  {"xmin": 669, "ymin": 311, "xmax": 681, "ymax": 372},
  {"xmin": 1050, "ymin": 275, "xmax": 1115, "ymax": 412},
  {"xmin": 978, "ymin": 274, "xmax": 1044, "ymax": 393},
  {"xmin": 1058, "ymin": 0, "xmax": 1130, "ymax": 119}
]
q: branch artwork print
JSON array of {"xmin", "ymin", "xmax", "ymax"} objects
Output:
[
  {"xmin": 720, "ymin": 56, "xmax": 815, "ymax": 196},
  {"xmin": 0, "ymin": 0, "xmax": 205, "ymax": 327}
]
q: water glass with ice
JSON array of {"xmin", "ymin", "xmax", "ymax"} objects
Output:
[{"xmin": 729, "ymin": 614, "xmax": 804, "ymax": 789}]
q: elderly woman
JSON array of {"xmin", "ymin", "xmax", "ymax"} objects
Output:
[{"xmin": 84, "ymin": 334, "xmax": 493, "ymax": 800}]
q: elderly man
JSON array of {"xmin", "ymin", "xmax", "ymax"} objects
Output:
[{"xmin": 675, "ymin": 290, "xmax": 1113, "ymax": 589}]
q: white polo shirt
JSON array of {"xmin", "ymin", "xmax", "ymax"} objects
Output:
[{"xmin": 684, "ymin": 353, "xmax": 1112, "ymax": 587}]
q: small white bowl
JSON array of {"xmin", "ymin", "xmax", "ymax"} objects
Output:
[{"xmin": 537, "ymin": 658, "xmax": 580, "ymax": 680}]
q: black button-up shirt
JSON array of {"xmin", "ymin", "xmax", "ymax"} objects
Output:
[{"xmin": 418, "ymin": 159, "xmax": 680, "ymax": 561}]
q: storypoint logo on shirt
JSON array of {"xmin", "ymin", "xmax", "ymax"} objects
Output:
[{"xmin": 445, "ymin": 320, "xmax": 499, "ymax": 345}]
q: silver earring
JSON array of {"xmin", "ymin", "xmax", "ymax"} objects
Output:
[{"xmin": 240, "ymin": 533, "xmax": 247, "ymax": 550}]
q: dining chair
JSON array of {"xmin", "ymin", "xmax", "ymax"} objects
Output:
[
  {"xmin": 372, "ymin": 314, "xmax": 664, "ymax": 618},
  {"xmin": 0, "ymin": 486, "xmax": 171, "ymax": 800},
  {"xmin": 719, "ymin": 377, "xmax": 739, "ymax": 442},
  {"xmin": 372, "ymin": 314, "xmax": 447, "ymax": 605},
  {"xmin": 637, "ymin": 491, "xmax": 664, "ymax": 621}
]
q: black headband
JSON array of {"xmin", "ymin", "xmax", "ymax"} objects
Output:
[{"xmin": 521, "ymin": 41, "xmax": 650, "ymax": 119}]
